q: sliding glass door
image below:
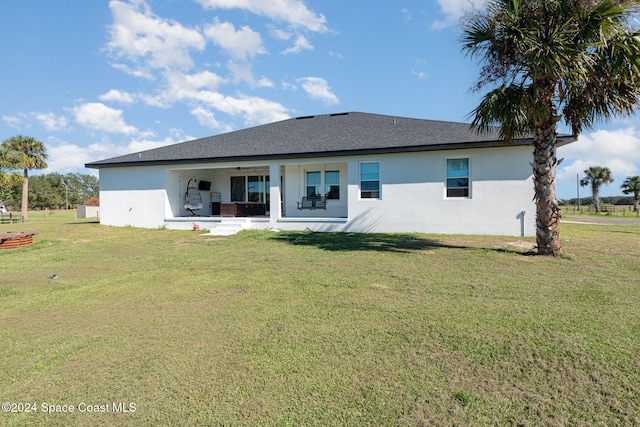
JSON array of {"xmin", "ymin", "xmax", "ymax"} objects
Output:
[{"xmin": 231, "ymin": 174, "xmax": 270, "ymax": 211}]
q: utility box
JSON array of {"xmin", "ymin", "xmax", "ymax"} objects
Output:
[
  {"xmin": 211, "ymin": 192, "xmax": 221, "ymax": 215},
  {"xmin": 78, "ymin": 205, "xmax": 100, "ymax": 218}
]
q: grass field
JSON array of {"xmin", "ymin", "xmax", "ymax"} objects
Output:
[
  {"xmin": 1, "ymin": 211, "xmax": 639, "ymax": 426},
  {"xmin": 561, "ymin": 204, "xmax": 640, "ymax": 219}
]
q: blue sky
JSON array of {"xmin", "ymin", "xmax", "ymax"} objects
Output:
[{"xmin": 1, "ymin": 0, "xmax": 639, "ymax": 199}]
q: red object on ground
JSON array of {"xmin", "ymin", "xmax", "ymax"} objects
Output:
[{"xmin": 0, "ymin": 231, "xmax": 37, "ymax": 249}]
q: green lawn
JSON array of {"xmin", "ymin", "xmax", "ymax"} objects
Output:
[
  {"xmin": 561, "ymin": 204, "xmax": 640, "ymax": 219},
  {"xmin": 1, "ymin": 211, "xmax": 639, "ymax": 426}
]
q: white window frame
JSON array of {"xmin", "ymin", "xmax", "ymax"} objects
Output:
[
  {"xmin": 305, "ymin": 170, "xmax": 342, "ymax": 200},
  {"xmin": 359, "ymin": 161, "xmax": 381, "ymax": 200},
  {"xmin": 231, "ymin": 174, "xmax": 270, "ymax": 202},
  {"xmin": 445, "ymin": 157, "xmax": 471, "ymax": 199},
  {"xmin": 305, "ymin": 171, "xmax": 322, "ymax": 198},
  {"xmin": 324, "ymin": 170, "xmax": 341, "ymax": 200}
]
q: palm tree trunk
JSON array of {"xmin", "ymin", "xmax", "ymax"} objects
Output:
[
  {"xmin": 592, "ymin": 183, "xmax": 600, "ymax": 213},
  {"xmin": 21, "ymin": 169, "xmax": 28, "ymax": 222},
  {"xmin": 532, "ymin": 123, "xmax": 562, "ymax": 256}
]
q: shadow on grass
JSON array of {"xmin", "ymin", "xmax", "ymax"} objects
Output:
[
  {"xmin": 269, "ymin": 231, "xmax": 536, "ymax": 255},
  {"xmin": 270, "ymin": 231, "xmax": 443, "ymax": 253}
]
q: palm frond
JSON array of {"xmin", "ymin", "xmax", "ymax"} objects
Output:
[
  {"xmin": 468, "ymin": 85, "xmax": 536, "ymax": 141},
  {"xmin": 463, "ymin": 0, "xmax": 640, "ymax": 138}
]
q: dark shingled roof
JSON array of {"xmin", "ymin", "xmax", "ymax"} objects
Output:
[{"xmin": 85, "ymin": 112, "xmax": 575, "ymax": 168}]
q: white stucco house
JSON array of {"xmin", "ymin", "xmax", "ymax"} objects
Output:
[{"xmin": 85, "ymin": 112, "xmax": 575, "ymax": 236}]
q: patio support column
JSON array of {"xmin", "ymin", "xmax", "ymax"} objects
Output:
[{"xmin": 269, "ymin": 162, "xmax": 281, "ymax": 222}]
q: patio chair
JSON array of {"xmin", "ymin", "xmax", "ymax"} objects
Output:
[{"xmin": 183, "ymin": 178, "xmax": 203, "ymax": 215}]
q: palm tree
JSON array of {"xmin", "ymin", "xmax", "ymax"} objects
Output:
[
  {"xmin": 621, "ymin": 175, "xmax": 640, "ymax": 211},
  {"xmin": 1, "ymin": 135, "xmax": 48, "ymax": 222},
  {"xmin": 462, "ymin": 0, "xmax": 640, "ymax": 255},
  {"xmin": 580, "ymin": 166, "xmax": 614, "ymax": 212}
]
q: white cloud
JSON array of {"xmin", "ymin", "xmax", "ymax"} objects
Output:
[
  {"xmin": 281, "ymin": 81, "xmax": 297, "ymax": 91},
  {"xmin": 33, "ymin": 112, "xmax": 69, "ymax": 131},
  {"xmin": 557, "ymin": 127, "xmax": 640, "ymax": 197},
  {"xmin": 2, "ymin": 115, "xmax": 23, "ymax": 129},
  {"xmin": 106, "ymin": 0, "xmax": 206, "ymax": 72},
  {"xmin": 99, "ymin": 89, "xmax": 135, "ymax": 104},
  {"xmin": 226, "ymin": 61, "xmax": 255, "ymax": 84},
  {"xmin": 172, "ymin": 70, "xmax": 226, "ymax": 92},
  {"xmin": 93, "ymin": 0, "xmax": 329, "ymax": 144},
  {"xmin": 71, "ymin": 102, "xmax": 138, "ymax": 135},
  {"xmin": 45, "ymin": 136, "xmax": 183, "ymax": 174},
  {"xmin": 160, "ymin": 70, "xmax": 226, "ymax": 104},
  {"xmin": 204, "ymin": 19, "xmax": 266, "ymax": 61},
  {"xmin": 432, "ymin": 0, "xmax": 487, "ymax": 29},
  {"xmin": 138, "ymin": 92, "xmax": 168, "ymax": 108},
  {"xmin": 191, "ymin": 106, "xmax": 234, "ymax": 132},
  {"xmin": 282, "ymin": 35, "xmax": 313, "ymax": 55},
  {"xmin": 109, "ymin": 62, "xmax": 155, "ymax": 80},
  {"xmin": 253, "ymin": 77, "xmax": 274, "ymax": 88},
  {"xmin": 205, "ymin": 93, "xmax": 290, "ymax": 126},
  {"xmin": 269, "ymin": 27, "xmax": 292, "ymax": 40},
  {"xmin": 46, "ymin": 142, "xmax": 98, "ymax": 173},
  {"xmin": 2, "ymin": 112, "xmax": 68, "ymax": 132},
  {"xmin": 412, "ymin": 70, "xmax": 427, "ymax": 79},
  {"xmin": 296, "ymin": 77, "xmax": 339, "ymax": 105},
  {"xmin": 126, "ymin": 136, "xmax": 178, "ymax": 153},
  {"xmin": 402, "ymin": 8, "xmax": 412, "ymax": 22},
  {"xmin": 195, "ymin": 0, "xmax": 328, "ymax": 32},
  {"xmin": 156, "ymin": 70, "xmax": 286, "ymax": 125}
]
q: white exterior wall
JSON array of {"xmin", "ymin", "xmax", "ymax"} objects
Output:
[
  {"xmin": 339, "ymin": 146, "xmax": 534, "ymax": 236},
  {"xmin": 99, "ymin": 166, "xmax": 168, "ymax": 228},
  {"xmin": 97, "ymin": 145, "xmax": 536, "ymax": 236},
  {"xmin": 282, "ymin": 161, "xmax": 348, "ymax": 218}
]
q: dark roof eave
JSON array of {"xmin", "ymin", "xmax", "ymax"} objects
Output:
[
  {"xmin": 556, "ymin": 134, "xmax": 577, "ymax": 147},
  {"xmin": 86, "ymin": 137, "xmax": 559, "ymax": 169}
]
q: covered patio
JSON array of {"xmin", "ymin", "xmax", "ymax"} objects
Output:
[{"xmin": 163, "ymin": 160, "xmax": 348, "ymax": 233}]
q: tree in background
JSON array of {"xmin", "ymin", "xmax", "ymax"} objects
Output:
[
  {"xmin": 0, "ymin": 143, "xmax": 24, "ymax": 211},
  {"xmin": 1, "ymin": 135, "xmax": 48, "ymax": 222},
  {"xmin": 580, "ymin": 166, "xmax": 614, "ymax": 212},
  {"xmin": 462, "ymin": 0, "xmax": 640, "ymax": 255},
  {"xmin": 0, "ymin": 173, "xmax": 23, "ymax": 208},
  {"xmin": 26, "ymin": 173, "xmax": 99, "ymax": 210},
  {"xmin": 621, "ymin": 175, "xmax": 640, "ymax": 210}
]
